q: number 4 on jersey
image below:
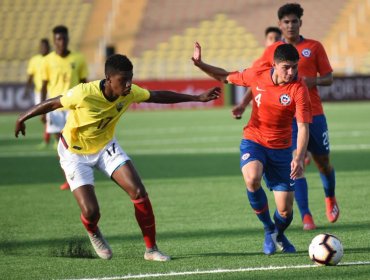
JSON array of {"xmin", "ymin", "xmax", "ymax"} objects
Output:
[{"xmin": 255, "ymin": 93, "xmax": 262, "ymax": 107}]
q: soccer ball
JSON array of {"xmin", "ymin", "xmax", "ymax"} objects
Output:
[{"xmin": 309, "ymin": 233, "xmax": 343, "ymax": 266}]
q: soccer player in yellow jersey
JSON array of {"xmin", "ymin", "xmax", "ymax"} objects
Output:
[
  {"xmin": 25, "ymin": 38, "xmax": 51, "ymax": 147},
  {"xmin": 15, "ymin": 54, "xmax": 220, "ymax": 261},
  {"xmin": 41, "ymin": 25, "xmax": 88, "ymax": 190}
]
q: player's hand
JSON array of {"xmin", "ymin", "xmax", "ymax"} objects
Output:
[
  {"xmin": 15, "ymin": 119, "xmax": 26, "ymax": 138},
  {"xmin": 302, "ymin": 76, "xmax": 317, "ymax": 89},
  {"xmin": 290, "ymin": 156, "xmax": 304, "ymax": 179},
  {"xmin": 192, "ymin": 42, "xmax": 202, "ymax": 65},
  {"xmin": 232, "ymin": 104, "xmax": 246, "ymax": 119},
  {"xmin": 40, "ymin": 114, "xmax": 46, "ymax": 124},
  {"xmin": 198, "ymin": 87, "xmax": 221, "ymax": 102}
]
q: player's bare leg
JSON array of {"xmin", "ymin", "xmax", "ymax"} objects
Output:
[
  {"xmin": 312, "ymin": 154, "xmax": 339, "ymax": 223},
  {"xmin": 112, "ymin": 161, "xmax": 170, "ymax": 261},
  {"xmin": 73, "ymin": 185, "xmax": 112, "ymax": 259}
]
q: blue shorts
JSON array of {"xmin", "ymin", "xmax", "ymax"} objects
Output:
[
  {"xmin": 240, "ymin": 139, "xmax": 294, "ymax": 192},
  {"xmin": 292, "ymin": 114, "xmax": 330, "ymax": 155}
]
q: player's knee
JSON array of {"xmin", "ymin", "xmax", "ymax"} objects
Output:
[
  {"xmin": 82, "ymin": 205, "xmax": 100, "ymax": 221},
  {"xmin": 277, "ymin": 209, "xmax": 292, "ymax": 219},
  {"xmin": 316, "ymin": 161, "xmax": 332, "ymax": 174},
  {"xmin": 129, "ymin": 187, "xmax": 147, "ymax": 200},
  {"xmin": 245, "ymin": 175, "xmax": 262, "ymax": 190}
]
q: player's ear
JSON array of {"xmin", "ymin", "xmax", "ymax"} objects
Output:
[{"xmin": 299, "ymin": 19, "xmax": 302, "ymax": 27}]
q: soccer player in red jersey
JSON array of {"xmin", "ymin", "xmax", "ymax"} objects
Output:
[
  {"xmin": 256, "ymin": 3, "xmax": 339, "ymax": 230},
  {"xmin": 15, "ymin": 54, "xmax": 220, "ymax": 261},
  {"xmin": 192, "ymin": 43, "xmax": 311, "ymax": 255}
]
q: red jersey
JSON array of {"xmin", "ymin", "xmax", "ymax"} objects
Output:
[
  {"xmin": 228, "ymin": 67, "xmax": 312, "ymax": 149},
  {"xmin": 257, "ymin": 37, "xmax": 332, "ymax": 116}
]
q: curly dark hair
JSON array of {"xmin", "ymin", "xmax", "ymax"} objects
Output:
[
  {"xmin": 105, "ymin": 54, "xmax": 133, "ymax": 76},
  {"xmin": 52, "ymin": 25, "xmax": 68, "ymax": 35},
  {"xmin": 277, "ymin": 3, "xmax": 304, "ymax": 20}
]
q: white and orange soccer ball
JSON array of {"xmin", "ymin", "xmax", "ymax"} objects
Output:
[{"xmin": 309, "ymin": 233, "xmax": 344, "ymax": 266}]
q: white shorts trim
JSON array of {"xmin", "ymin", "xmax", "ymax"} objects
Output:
[
  {"xmin": 46, "ymin": 110, "xmax": 68, "ymax": 133},
  {"xmin": 33, "ymin": 91, "xmax": 42, "ymax": 105},
  {"xmin": 58, "ymin": 138, "xmax": 131, "ymax": 191}
]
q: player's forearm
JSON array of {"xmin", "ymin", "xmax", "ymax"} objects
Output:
[
  {"xmin": 295, "ymin": 122, "xmax": 309, "ymax": 161},
  {"xmin": 241, "ymin": 88, "xmax": 253, "ymax": 107},
  {"xmin": 316, "ymin": 73, "xmax": 333, "ymax": 86},
  {"xmin": 147, "ymin": 91, "xmax": 200, "ymax": 103},
  {"xmin": 18, "ymin": 97, "xmax": 62, "ymax": 123},
  {"xmin": 195, "ymin": 61, "xmax": 229, "ymax": 83}
]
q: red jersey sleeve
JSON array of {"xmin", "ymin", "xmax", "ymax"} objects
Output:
[
  {"xmin": 294, "ymin": 82, "xmax": 312, "ymax": 123},
  {"xmin": 227, "ymin": 68, "xmax": 254, "ymax": 87}
]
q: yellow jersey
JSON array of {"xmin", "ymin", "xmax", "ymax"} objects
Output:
[
  {"xmin": 60, "ymin": 80, "xmax": 150, "ymax": 154},
  {"xmin": 27, "ymin": 54, "xmax": 45, "ymax": 93},
  {"xmin": 42, "ymin": 51, "xmax": 88, "ymax": 98}
]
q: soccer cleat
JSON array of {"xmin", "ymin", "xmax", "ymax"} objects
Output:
[
  {"xmin": 87, "ymin": 228, "xmax": 113, "ymax": 260},
  {"xmin": 302, "ymin": 214, "xmax": 317, "ymax": 230},
  {"xmin": 276, "ymin": 234, "xmax": 296, "ymax": 253},
  {"xmin": 263, "ymin": 231, "xmax": 277, "ymax": 255},
  {"xmin": 144, "ymin": 245, "xmax": 171, "ymax": 261},
  {"xmin": 325, "ymin": 197, "xmax": 340, "ymax": 223},
  {"xmin": 59, "ymin": 182, "xmax": 70, "ymax": 190}
]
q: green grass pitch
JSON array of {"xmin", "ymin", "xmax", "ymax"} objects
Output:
[{"xmin": 1, "ymin": 102, "xmax": 370, "ymax": 279}]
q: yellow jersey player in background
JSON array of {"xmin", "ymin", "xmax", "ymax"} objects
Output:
[
  {"xmin": 41, "ymin": 25, "xmax": 88, "ymax": 190},
  {"xmin": 24, "ymin": 38, "xmax": 51, "ymax": 147},
  {"xmin": 15, "ymin": 54, "xmax": 221, "ymax": 261}
]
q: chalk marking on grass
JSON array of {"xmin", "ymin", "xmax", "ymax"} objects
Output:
[{"xmin": 61, "ymin": 261, "xmax": 370, "ymax": 280}]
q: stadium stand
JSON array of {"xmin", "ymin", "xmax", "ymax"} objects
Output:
[
  {"xmin": 1, "ymin": 0, "xmax": 370, "ymax": 82},
  {"xmin": 323, "ymin": 0, "xmax": 370, "ymax": 75},
  {"xmin": 0, "ymin": 0, "xmax": 92, "ymax": 82}
]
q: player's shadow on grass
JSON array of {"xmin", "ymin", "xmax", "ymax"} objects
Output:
[
  {"xmin": 1, "ymin": 149, "xmax": 370, "ymax": 186},
  {"xmin": 3, "ymin": 222, "xmax": 370, "ymax": 259}
]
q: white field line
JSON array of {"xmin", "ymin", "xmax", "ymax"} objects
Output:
[{"xmin": 60, "ymin": 261, "xmax": 370, "ymax": 280}]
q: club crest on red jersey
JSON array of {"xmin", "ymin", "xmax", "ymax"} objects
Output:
[
  {"xmin": 302, "ymin": 48, "xmax": 311, "ymax": 57},
  {"xmin": 279, "ymin": 94, "xmax": 291, "ymax": 106}
]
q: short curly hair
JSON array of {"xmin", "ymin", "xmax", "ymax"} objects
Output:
[
  {"xmin": 278, "ymin": 3, "xmax": 304, "ymax": 20},
  {"xmin": 105, "ymin": 54, "xmax": 133, "ymax": 76}
]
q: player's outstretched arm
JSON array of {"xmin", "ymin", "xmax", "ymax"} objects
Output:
[
  {"xmin": 232, "ymin": 87, "xmax": 253, "ymax": 119},
  {"xmin": 192, "ymin": 42, "xmax": 230, "ymax": 83},
  {"xmin": 290, "ymin": 122, "xmax": 309, "ymax": 179},
  {"xmin": 146, "ymin": 87, "xmax": 221, "ymax": 104},
  {"xmin": 15, "ymin": 96, "xmax": 63, "ymax": 138}
]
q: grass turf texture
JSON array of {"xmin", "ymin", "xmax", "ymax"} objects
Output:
[{"xmin": 1, "ymin": 102, "xmax": 370, "ymax": 279}]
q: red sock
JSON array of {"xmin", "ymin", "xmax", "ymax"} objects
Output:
[
  {"xmin": 132, "ymin": 195, "xmax": 156, "ymax": 248},
  {"xmin": 43, "ymin": 126, "xmax": 50, "ymax": 144},
  {"xmin": 80, "ymin": 213, "xmax": 100, "ymax": 234}
]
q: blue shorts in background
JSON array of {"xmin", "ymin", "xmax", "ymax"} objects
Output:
[
  {"xmin": 240, "ymin": 139, "xmax": 294, "ymax": 192},
  {"xmin": 292, "ymin": 114, "xmax": 330, "ymax": 155}
]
